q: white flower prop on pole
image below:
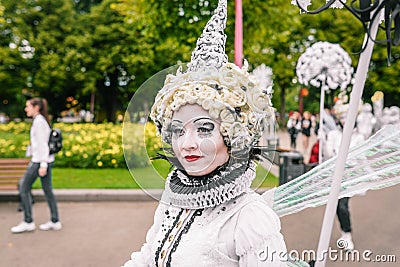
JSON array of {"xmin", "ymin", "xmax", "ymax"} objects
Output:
[
  {"xmin": 251, "ymin": 64, "xmax": 274, "ymax": 98},
  {"xmin": 296, "ymin": 41, "xmax": 353, "ymax": 163},
  {"xmin": 296, "ymin": 42, "xmax": 353, "ymax": 92},
  {"xmin": 290, "ymin": 0, "xmax": 397, "ymax": 266},
  {"xmin": 250, "ymin": 64, "xmax": 276, "ymax": 146}
]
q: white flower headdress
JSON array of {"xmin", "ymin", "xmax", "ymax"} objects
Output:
[{"xmin": 150, "ymin": 0, "xmax": 274, "ymax": 155}]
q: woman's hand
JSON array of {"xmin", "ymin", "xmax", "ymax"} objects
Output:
[{"xmin": 38, "ymin": 167, "xmax": 47, "ymax": 177}]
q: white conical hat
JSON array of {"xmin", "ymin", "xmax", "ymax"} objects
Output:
[{"xmin": 150, "ymin": 0, "xmax": 274, "ymax": 153}]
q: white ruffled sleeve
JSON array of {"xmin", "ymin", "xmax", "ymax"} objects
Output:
[
  {"xmin": 235, "ymin": 201, "xmax": 288, "ymax": 266},
  {"xmin": 122, "ymin": 202, "xmax": 166, "ymax": 267}
]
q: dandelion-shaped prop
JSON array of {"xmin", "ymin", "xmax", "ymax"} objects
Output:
[
  {"xmin": 296, "ymin": 41, "xmax": 353, "ymax": 163},
  {"xmin": 291, "ymin": 1, "xmax": 399, "ymax": 266},
  {"xmin": 250, "ymin": 64, "xmax": 278, "ymax": 166},
  {"xmin": 251, "ymin": 64, "xmax": 275, "ymax": 137}
]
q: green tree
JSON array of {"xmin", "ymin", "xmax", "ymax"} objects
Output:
[
  {"xmin": 0, "ymin": 0, "xmax": 79, "ymax": 117},
  {"xmin": 1, "ymin": 0, "xmax": 398, "ymax": 121},
  {"xmin": 75, "ymin": 0, "xmax": 157, "ymax": 121}
]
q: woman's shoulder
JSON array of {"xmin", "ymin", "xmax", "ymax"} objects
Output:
[
  {"xmin": 33, "ymin": 114, "xmax": 50, "ymax": 128},
  {"xmin": 225, "ymin": 192, "xmax": 280, "ymax": 229},
  {"xmin": 238, "ymin": 193, "xmax": 280, "ymax": 222},
  {"xmin": 34, "ymin": 114, "xmax": 47, "ymax": 123},
  {"xmin": 232, "ymin": 192, "xmax": 285, "ymax": 259}
]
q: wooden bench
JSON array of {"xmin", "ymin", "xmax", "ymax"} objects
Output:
[{"xmin": 0, "ymin": 158, "xmax": 30, "ymax": 190}]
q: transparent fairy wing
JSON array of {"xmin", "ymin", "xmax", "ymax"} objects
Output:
[{"xmin": 264, "ymin": 125, "xmax": 400, "ymax": 217}]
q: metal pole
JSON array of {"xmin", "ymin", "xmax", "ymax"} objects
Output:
[
  {"xmin": 234, "ymin": 0, "xmax": 243, "ymax": 67},
  {"xmin": 318, "ymin": 87, "xmax": 325, "ymax": 164},
  {"xmin": 315, "ymin": 10, "xmax": 381, "ymax": 267}
]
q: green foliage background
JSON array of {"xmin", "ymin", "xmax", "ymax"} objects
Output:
[{"xmin": 0, "ymin": 0, "xmax": 399, "ymax": 123}]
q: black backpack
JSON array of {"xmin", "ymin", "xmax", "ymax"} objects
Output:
[{"xmin": 49, "ymin": 128, "xmax": 63, "ymax": 154}]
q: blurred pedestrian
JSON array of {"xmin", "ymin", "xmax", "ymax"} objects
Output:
[
  {"xmin": 11, "ymin": 97, "xmax": 62, "ymax": 233},
  {"xmin": 287, "ymin": 111, "xmax": 301, "ymax": 150},
  {"xmin": 301, "ymin": 111, "xmax": 312, "ymax": 152}
]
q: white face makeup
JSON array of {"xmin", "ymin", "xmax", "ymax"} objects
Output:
[{"xmin": 171, "ymin": 104, "xmax": 229, "ymax": 176}]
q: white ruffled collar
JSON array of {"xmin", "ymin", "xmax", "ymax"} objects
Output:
[{"xmin": 161, "ymin": 160, "xmax": 257, "ymax": 209}]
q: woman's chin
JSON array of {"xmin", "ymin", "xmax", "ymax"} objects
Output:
[{"xmin": 185, "ymin": 169, "xmax": 210, "ymax": 177}]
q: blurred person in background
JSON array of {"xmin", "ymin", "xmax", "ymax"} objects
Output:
[
  {"xmin": 301, "ymin": 111, "xmax": 312, "ymax": 153},
  {"xmin": 287, "ymin": 111, "xmax": 301, "ymax": 150},
  {"xmin": 11, "ymin": 98, "xmax": 62, "ymax": 233}
]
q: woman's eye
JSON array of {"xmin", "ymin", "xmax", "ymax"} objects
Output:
[
  {"xmin": 172, "ymin": 127, "xmax": 184, "ymax": 136},
  {"xmin": 197, "ymin": 126, "xmax": 214, "ymax": 137},
  {"xmin": 198, "ymin": 127, "xmax": 212, "ymax": 133},
  {"xmin": 197, "ymin": 122, "xmax": 215, "ymax": 136}
]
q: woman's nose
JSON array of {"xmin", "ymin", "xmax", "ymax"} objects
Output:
[{"xmin": 180, "ymin": 131, "xmax": 198, "ymax": 150}]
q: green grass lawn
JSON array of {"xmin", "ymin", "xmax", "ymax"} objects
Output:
[{"xmin": 33, "ymin": 161, "xmax": 279, "ymax": 189}]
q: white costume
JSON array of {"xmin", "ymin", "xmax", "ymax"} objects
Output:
[
  {"xmin": 125, "ymin": 192, "xmax": 286, "ymax": 267},
  {"xmin": 356, "ymin": 103, "xmax": 376, "ymax": 139},
  {"xmin": 382, "ymin": 106, "xmax": 400, "ymax": 126}
]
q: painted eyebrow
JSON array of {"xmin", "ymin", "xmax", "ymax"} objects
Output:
[{"xmin": 193, "ymin": 117, "xmax": 214, "ymax": 123}]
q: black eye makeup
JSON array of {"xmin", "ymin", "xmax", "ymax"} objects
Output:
[
  {"xmin": 170, "ymin": 118, "xmax": 217, "ymax": 138},
  {"xmin": 198, "ymin": 122, "xmax": 215, "ymax": 132},
  {"xmin": 196, "ymin": 121, "xmax": 215, "ymax": 137},
  {"xmin": 170, "ymin": 122, "xmax": 184, "ymax": 137}
]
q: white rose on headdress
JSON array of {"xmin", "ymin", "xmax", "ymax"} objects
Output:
[
  {"xmin": 224, "ymin": 89, "xmax": 246, "ymax": 107},
  {"xmin": 231, "ymin": 131, "xmax": 252, "ymax": 151},
  {"xmin": 223, "ymin": 122, "xmax": 245, "ymax": 139},
  {"xmin": 247, "ymin": 112, "xmax": 258, "ymax": 126},
  {"xmin": 209, "ymin": 107, "xmax": 221, "ymax": 119},
  {"xmin": 219, "ymin": 109, "xmax": 236, "ymax": 124},
  {"xmin": 246, "ymin": 88, "xmax": 269, "ymax": 113},
  {"xmin": 201, "ymin": 99, "xmax": 213, "ymax": 110},
  {"xmin": 220, "ymin": 70, "xmax": 240, "ymax": 88},
  {"xmin": 201, "ymin": 87, "xmax": 218, "ymax": 100},
  {"xmin": 220, "ymin": 122, "xmax": 232, "ymax": 139},
  {"xmin": 208, "ymin": 99, "xmax": 226, "ymax": 119}
]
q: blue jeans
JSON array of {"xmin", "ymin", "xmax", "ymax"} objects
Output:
[{"xmin": 19, "ymin": 162, "xmax": 59, "ymax": 223}]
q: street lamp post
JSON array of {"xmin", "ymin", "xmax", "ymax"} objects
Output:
[{"xmin": 235, "ymin": 0, "xmax": 243, "ymax": 67}]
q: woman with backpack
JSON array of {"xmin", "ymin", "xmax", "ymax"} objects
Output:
[
  {"xmin": 11, "ymin": 97, "xmax": 62, "ymax": 233},
  {"xmin": 287, "ymin": 111, "xmax": 302, "ymax": 150}
]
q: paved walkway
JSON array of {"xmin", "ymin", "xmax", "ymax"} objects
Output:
[
  {"xmin": 1, "ymin": 186, "xmax": 399, "ymax": 266},
  {"xmin": 1, "ymin": 129, "xmax": 399, "ymax": 266}
]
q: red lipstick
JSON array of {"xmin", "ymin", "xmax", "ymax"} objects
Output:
[{"xmin": 184, "ymin": 155, "xmax": 201, "ymax": 162}]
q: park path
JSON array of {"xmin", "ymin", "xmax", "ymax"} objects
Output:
[
  {"xmin": 1, "ymin": 129, "xmax": 398, "ymax": 266},
  {"xmin": 1, "ymin": 185, "xmax": 399, "ymax": 267}
]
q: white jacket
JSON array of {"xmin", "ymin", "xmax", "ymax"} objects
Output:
[
  {"xmin": 123, "ymin": 192, "xmax": 288, "ymax": 267},
  {"xmin": 30, "ymin": 114, "xmax": 54, "ymax": 168}
]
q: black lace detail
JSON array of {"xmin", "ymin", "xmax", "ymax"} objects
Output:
[
  {"xmin": 169, "ymin": 159, "xmax": 249, "ymax": 194},
  {"xmin": 174, "ymin": 160, "xmax": 230, "ymax": 186},
  {"xmin": 155, "ymin": 209, "xmax": 184, "ymax": 266},
  {"xmin": 166, "ymin": 209, "xmax": 204, "ymax": 267}
]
